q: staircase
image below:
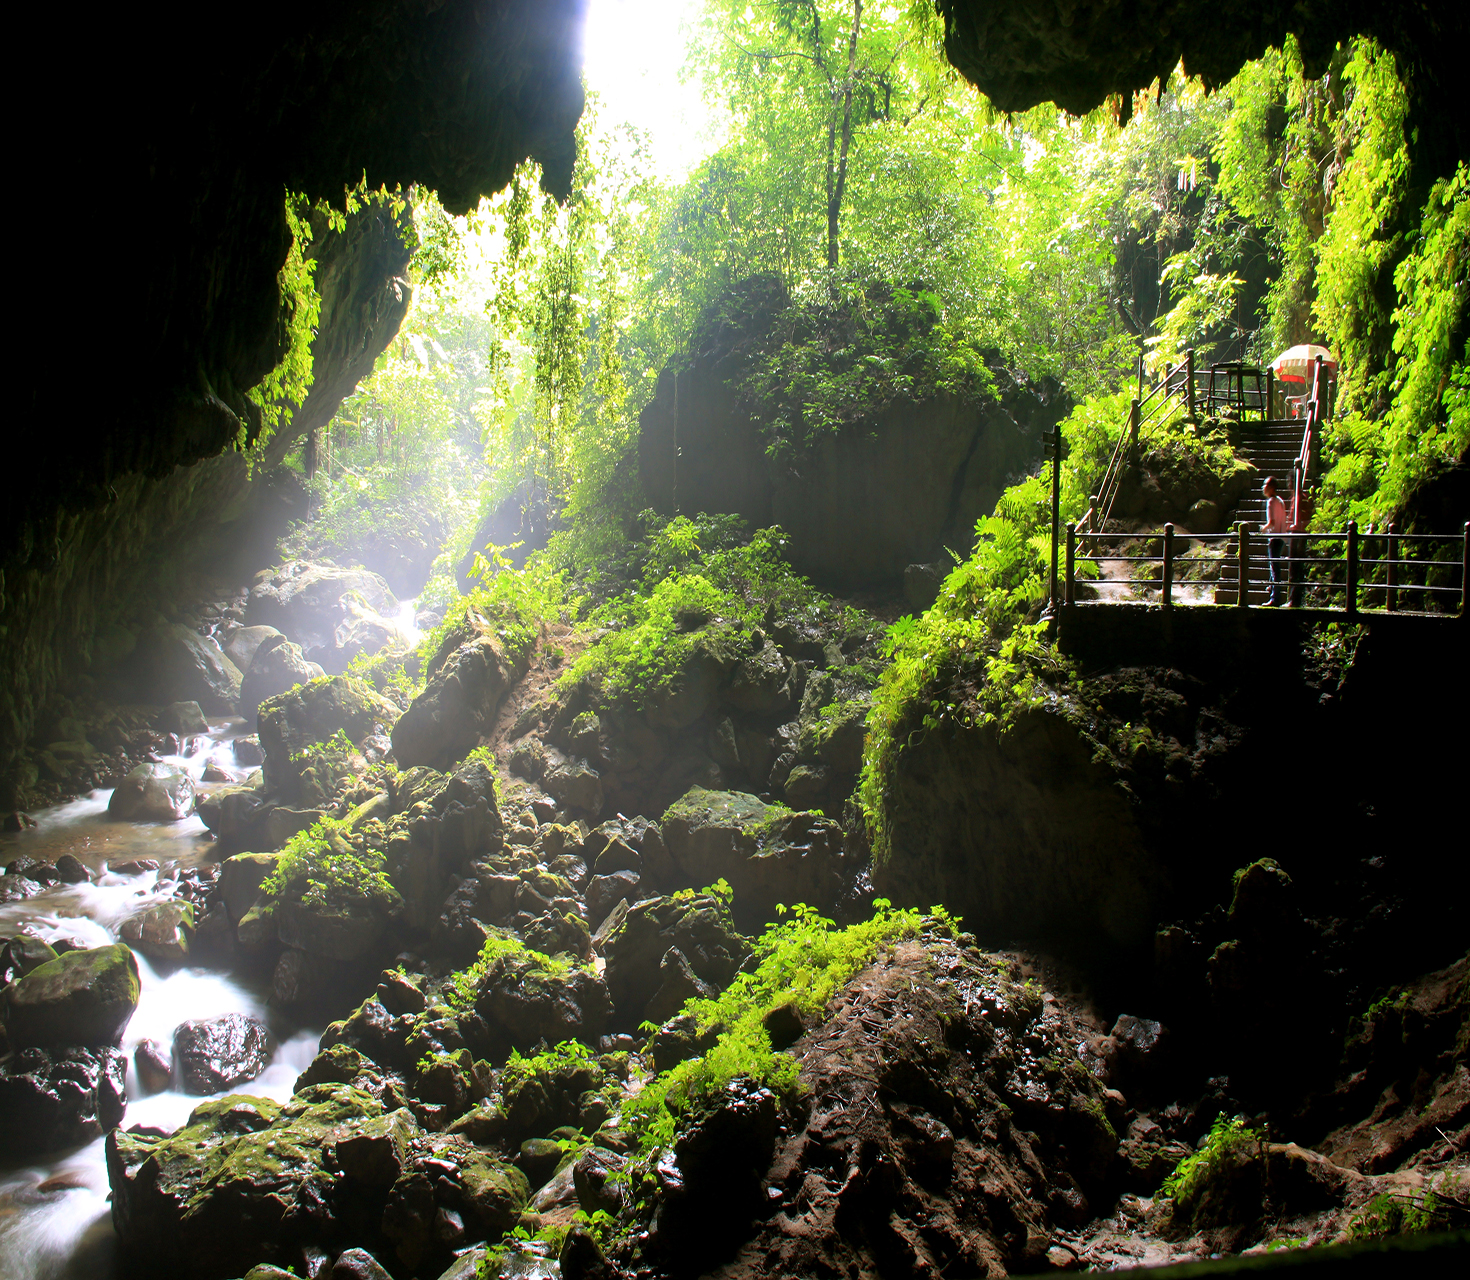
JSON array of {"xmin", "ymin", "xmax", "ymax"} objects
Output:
[{"xmin": 1213, "ymin": 418, "xmax": 1314, "ymax": 605}]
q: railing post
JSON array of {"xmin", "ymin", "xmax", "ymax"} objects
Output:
[
  {"xmin": 1138, "ymin": 354, "xmax": 1145, "ymax": 402},
  {"xmin": 1129, "ymin": 399, "xmax": 1140, "ymax": 456},
  {"xmin": 1186, "ymin": 349, "xmax": 1197, "ymax": 420},
  {"xmin": 1346, "ymin": 520, "xmax": 1359, "ymax": 616},
  {"xmin": 1238, "ymin": 523, "xmax": 1251, "ymax": 608},
  {"xmin": 1162, "ymin": 523, "xmax": 1175, "ymax": 608},
  {"xmin": 1386, "ymin": 523, "xmax": 1398, "ymax": 612},
  {"xmin": 1065, "ymin": 523, "xmax": 1076, "ymax": 605},
  {"xmin": 1266, "ymin": 367, "xmax": 1274, "ymax": 421},
  {"xmin": 1461, "ymin": 522, "xmax": 1469, "ymax": 618}
]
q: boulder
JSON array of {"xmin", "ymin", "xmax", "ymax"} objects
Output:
[
  {"xmin": 391, "ymin": 624, "xmax": 529, "ymax": 771},
  {"xmin": 0, "ymin": 1045, "xmax": 126, "ymax": 1155},
  {"xmin": 0, "ymin": 874, "xmax": 44, "ymax": 903},
  {"xmin": 543, "ymin": 760, "xmax": 604, "ymax": 817},
  {"xmin": 586, "ymin": 871, "xmax": 640, "ymax": 930},
  {"xmin": 4, "ymin": 944, "xmax": 140, "ymax": 1048},
  {"xmin": 173, "ymin": 1013, "xmax": 272, "ymax": 1094},
  {"xmin": 135, "ymin": 1038, "xmax": 173, "ymax": 1093},
  {"xmin": 55, "ymin": 853, "xmax": 91, "ymax": 884},
  {"xmin": 218, "ymin": 852, "xmax": 281, "ymax": 924},
  {"xmin": 602, "ymin": 893, "xmax": 750, "ymax": 1027},
  {"xmin": 384, "ymin": 759, "xmax": 503, "ymax": 930},
  {"xmin": 159, "ymin": 701, "xmax": 209, "ymax": 735},
  {"xmin": 331, "ymin": 1248, "xmax": 394, "ymax": 1280},
  {"xmin": 239, "ymin": 635, "xmax": 327, "ymax": 724},
  {"xmin": 232, "ymin": 734, "xmax": 266, "ymax": 765},
  {"xmin": 1, "ymin": 935, "xmax": 59, "ymax": 984},
  {"xmin": 119, "ymin": 902, "xmax": 195, "ymax": 964},
  {"xmin": 333, "ymin": 593, "xmax": 405, "ymax": 673},
  {"xmin": 224, "ymin": 624, "xmax": 285, "ymax": 674},
  {"xmin": 106, "ymin": 1085, "xmax": 391, "ymax": 1277},
  {"xmin": 643, "ymin": 947, "xmax": 717, "ymax": 1025},
  {"xmin": 107, "ymin": 763, "xmax": 196, "ymax": 821},
  {"xmin": 473, "ymin": 945, "xmax": 612, "ymax": 1052},
  {"xmin": 245, "ymin": 561, "xmax": 398, "ymax": 662},
  {"xmin": 143, "ymin": 623, "xmax": 243, "ymax": 712},
  {"xmin": 723, "ymin": 643, "xmax": 793, "ymax": 716},
  {"xmin": 196, "ymin": 779, "xmax": 267, "ymax": 843},
  {"xmin": 660, "ymin": 788, "xmax": 849, "ymax": 928},
  {"xmin": 257, "ymin": 674, "xmax": 398, "ymax": 799}
]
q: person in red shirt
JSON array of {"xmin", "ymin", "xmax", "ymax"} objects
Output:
[{"xmin": 1262, "ymin": 477, "xmax": 1288, "ymax": 606}]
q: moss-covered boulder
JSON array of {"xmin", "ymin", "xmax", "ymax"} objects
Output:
[
  {"xmin": 390, "ymin": 621, "xmax": 529, "ymax": 771},
  {"xmin": 4, "ymin": 943, "xmax": 140, "ymax": 1048},
  {"xmin": 473, "ymin": 943, "xmax": 612, "ymax": 1052},
  {"xmin": 257, "ymin": 674, "xmax": 398, "ymax": 799},
  {"xmin": 602, "ymin": 891, "xmax": 751, "ymax": 1027},
  {"xmin": 660, "ymin": 787, "xmax": 849, "ymax": 928},
  {"xmin": 107, "ymin": 1085, "xmax": 386, "ymax": 1277},
  {"xmin": 107, "ymin": 762, "xmax": 196, "ymax": 821}
]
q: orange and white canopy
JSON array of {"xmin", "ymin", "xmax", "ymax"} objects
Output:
[{"xmin": 1270, "ymin": 344, "xmax": 1337, "ymax": 384}]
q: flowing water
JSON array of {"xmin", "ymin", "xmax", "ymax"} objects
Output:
[{"xmin": 0, "ymin": 722, "xmax": 321, "ymax": 1280}]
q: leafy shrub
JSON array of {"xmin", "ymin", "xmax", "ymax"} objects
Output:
[
  {"xmin": 261, "ymin": 817, "xmax": 400, "ymax": 914},
  {"xmin": 1160, "ymin": 1113, "xmax": 1261, "ymax": 1208}
]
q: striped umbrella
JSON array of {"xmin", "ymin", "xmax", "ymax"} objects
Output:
[{"xmin": 1270, "ymin": 343, "xmax": 1337, "ymax": 384}]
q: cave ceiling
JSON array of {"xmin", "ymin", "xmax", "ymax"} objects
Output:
[{"xmin": 937, "ymin": 0, "xmax": 1465, "ymax": 164}]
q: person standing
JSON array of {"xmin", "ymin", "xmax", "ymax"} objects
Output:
[{"xmin": 1262, "ymin": 477, "xmax": 1288, "ymax": 606}]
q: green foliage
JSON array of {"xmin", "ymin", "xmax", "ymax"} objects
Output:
[
  {"xmin": 1347, "ymin": 1190, "xmax": 1443, "ymax": 1240},
  {"xmin": 261, "ymin": 818, "xmax": 400, "ymax": 914},
  {"xmin": 624, "ymin": 899, "xmax": 945, "ymax": 1156},
  {"xmin": 499, "ymin": 1038, "xmax": 599, "ymax": 1094},
  {"xmin": 418, "ymin": 551, "xmax": 574, "ymax": 674},
  {"xmin": 560, "ymin": 518, "xmax": 836, "ymax": 709},
  {"xmin": 1160, "ymin": 1113, "xmax": 1261, "ymax": 1206},
  {"xmin": 443, "ymin": 931, "xmax": 583, "ymax": 1018},
  {"xmin": 247, "ymin": 192, "xmax": 322, "ymax": 442}
]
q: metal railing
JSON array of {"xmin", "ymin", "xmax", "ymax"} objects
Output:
[{"xmin": 1065, "ymin": 521, "xmax": 1469, "ymax": 615}]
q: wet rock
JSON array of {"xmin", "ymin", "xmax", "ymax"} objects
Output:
[
  {"xmin": 0, "ymin": 935, "xmax": 58, "ymax": 984},
  {"xmin": 0, "ymin": 874, "xmax": 43, "ymax": 902},
  {"xmin": 245, "ymin": 561, "xmax": 398, "ymax": 664},
  {"xmin": 586, "ymin": 870, "xmax": 640, "ymax": 930},
  {"xmin": 335, "ymin": 595, "xmax": 406, "ymax": 673},
  {"xmin": 107, "ymin": 1086, "xmax": 378, "ymax": 1276},
  {"xmin": 724, "ymin": 642, "xmax": 794, "ymax": 716},
  {"xmin": 473, "ymin": 941, "xmax": 612, "ymax": 1051},
  {"xmin": 519, "ymin": 1136, "xmax": 565, "ymax": 1188},
  {"xmin": 660, "ymin": 787, "xmax": 848, "ymax": 928},
  {"xmin": 108, "ymin": 763, "xmax": 196, "ymax": 821},
  {"xmin": 224, "ymin": 624, "xmax": 285, "ymax": 674},
  {"xmin": 173, "ymin": 1013, "xmax": 272, "ymax": 1094},
  {"xmin": 55, "ymin": 853, "xmax": 91, "ymax": 884},
  {"xmin": 762, "ymin": 1000, "xmax": 804, "ymax": 1050},
  {"xmin": 159, "ymin": 700, "xmax": 209, "ymax": 735},
  {"xmin": 644, "ymin": 947, "xmax": 717, "ymax": 1025},
  {"xmin": 602, "ymin": 892, "xmax": 750, "ymax": 1027},
  {"xmin": 647, "ymin": 1012, "xmax": 721, "ymax": 1074},
  {"xmin": 232, "ymin": 734, "xmax": 266, "ymax": 765},
  {"xmin": 385, "ymin": 757, "xmax": 503, "ymax": 930},
  {"xmin": 201, "ymin": 762, "xmax": 232, "ymax": 782},
  {"xmin": 572, "ymin": 1146, "xmax": 627, "ymax": 1215},
  {"xmin": 0, "ymin": 1045, "xmax": 126, "ymax": 1155},
  {"xmin": 508, "ymin": 739, "xmax": 546, "ymax": 781},
  {"xmin": 135, "ymin": 1039, "xmax": 173, "ymax": 1094},
  {"xmin": 257, "ymin": 674, "xmax": 398, "ymax": 798},
  {"xmin": 143, "ymin": 623, "xmax": 243, "ymax": 712},
  {"xmin": 543, "ymin": 760, "xmax": 604, "ymax": 818},
  {"xmin": 196, "ymin": 779, "xmax": 267, "ymax": 843},
  {"xmin": 392, "ymin": 617, "xmax": 529, "ymax": 770},
  {"xmin": 4, "ymin": 944, "xmax": 140, "ymax": 1048},
  {"xmin": 119, "ymin": 902, "xmax": 195, "ymax": 964},
  {"xmin": 559, "ymin": 1224, "xmax": 616, "ymax": 1280},
  {"xmin": 330, "ymin": 1248, "xmax": 394, "ymax": 1280},
  {"xmin": 240, "ymin": 635, "xmax": 327, "ymax": 724},
  {"xmin": 218, "ymin": 852, "xmax": 281, "ymax": 924},
  {"xmin": 327, "ymin": 1107, "xmax": 418, "ymax": 1186}
]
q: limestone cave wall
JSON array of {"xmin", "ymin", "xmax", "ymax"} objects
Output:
[{"xmin": 3, "ymin": 0, "xmax": 589, "ymax": 778}]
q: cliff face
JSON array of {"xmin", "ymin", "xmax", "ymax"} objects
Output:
[{"xmin": 638, "ymin": 299, "xmax": 1065, "ymax": 592}]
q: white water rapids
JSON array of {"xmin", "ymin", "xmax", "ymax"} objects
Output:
[{"xmin": 0, "ymin": 722, "xmax": 321, "ymax": 1280}]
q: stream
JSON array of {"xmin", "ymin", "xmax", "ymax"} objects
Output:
[{"xmin": 0, "ymin": 723, "xmax": 321, "ymax": 1280}]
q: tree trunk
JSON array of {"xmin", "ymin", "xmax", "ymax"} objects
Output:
[{"xmin": 827, "ymin": 0, "xmax": 862, "ymax": 268}]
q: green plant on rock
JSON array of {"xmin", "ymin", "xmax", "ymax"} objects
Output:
[
  {"xmin": 623, "ymin": 899, "xmax": 945, "ymax": 1158},
  {"xmin": 260, "ymin": 817, "xmax": 400, "ymax": 914},
  {"xmin": 1347, "ymin": 1190, "xmax": 1444, "ymax": 1240},
  {"xmin": 1160, "ymin": 1113, "xmax": 1262, "ymax": 1209}
]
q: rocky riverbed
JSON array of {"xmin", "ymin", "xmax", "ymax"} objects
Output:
[{"xmin": 1, "ymin": 563, "xmax": 1465, "ymax": 1280}]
